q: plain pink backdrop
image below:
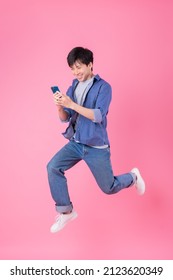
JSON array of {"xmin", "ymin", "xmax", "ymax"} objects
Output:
[{"xmin": 0, "ymin": 0, "xmax": 173, "ymax": 259}]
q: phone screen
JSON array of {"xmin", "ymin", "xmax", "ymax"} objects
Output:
[{"xmin": 51, "ymin": 86, "xmax": 60, "ymax": 93}]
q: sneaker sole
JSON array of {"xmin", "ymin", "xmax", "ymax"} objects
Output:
[{"xmin": 131, "ymin": 168, "xmax": 146, "ymax": 195}]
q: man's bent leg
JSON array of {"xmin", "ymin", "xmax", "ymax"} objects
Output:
[{"xmin": 84, "ymin": 146, "xmax": 135, "ymax": 194}]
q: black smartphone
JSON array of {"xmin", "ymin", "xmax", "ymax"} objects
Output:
[{"xmin": 51, "ymin": 86, "xmax": 60, "ymax": 93}]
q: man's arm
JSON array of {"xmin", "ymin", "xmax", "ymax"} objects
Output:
[
  {"xmin": 53, "ymin": 93, "xmax": 69, "ymax": 121},
  {"xmin": 54, "ymin": 92, "xmax": 95, "ymax": 121},
  {"xmin": 56, "ymin": 105, "xmax": 69, "ymax": 121},
  {"xmin": 70, "ymin": 102, "xmax": 95, "ymax": 121}
]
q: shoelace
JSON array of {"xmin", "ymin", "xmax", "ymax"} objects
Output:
[
  {"xmin": 55, "ymin": 212, "xmax": 72, "ymax": 222},
  {"xmin": 55, "ymin": 214, "xmax": 63, "ymax": 222}
]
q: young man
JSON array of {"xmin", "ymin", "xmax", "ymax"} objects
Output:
[{"xmin": 47, "ymin": 47, "xmax": 145, "ymax": 233}]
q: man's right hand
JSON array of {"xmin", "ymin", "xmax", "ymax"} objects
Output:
[{"xmin": 53, "ymin": 92, "xmax": 63, "ymax": 106}]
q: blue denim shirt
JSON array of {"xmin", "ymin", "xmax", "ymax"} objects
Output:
[{"xmin": 62, "ymin": 74, "xmax": 112, "ymax": 146}]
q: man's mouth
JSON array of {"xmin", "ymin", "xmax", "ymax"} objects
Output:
[{"xmin": 77, "ymin": 75, "xmax": 83, "ymax": 79}]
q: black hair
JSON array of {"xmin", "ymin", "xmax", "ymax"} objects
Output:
[{"xmin": 67, "ymin": 47, "xmax": 93, "ymax": 67}]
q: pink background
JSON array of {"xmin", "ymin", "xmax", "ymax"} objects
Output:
[{"xmin": 0, "ymin": 0, "xmax": 173, "ymax": 259}]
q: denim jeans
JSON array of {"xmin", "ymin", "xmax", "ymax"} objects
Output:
[{"xmin": 47, "ymin": 140, "xmax": 135, "ymax": 213}]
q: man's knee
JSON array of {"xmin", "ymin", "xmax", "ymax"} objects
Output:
[
  {"xmin": 47, "ymin": 159, "xmax": 64, "ymax": 176},
  {"xmin": 99, "ymin": 185, "xmax": 112, "ymax": 195},
  {"xmin": 47, "ymin": 160, "xmax": 56, "ymax": 174},
  {"xmin": 99, "ymin": 183, "xmax": 119, "ymax": 195},
  {"xmin": 47, "ymin": 160, "xmax": 52, "ymax": 172}
]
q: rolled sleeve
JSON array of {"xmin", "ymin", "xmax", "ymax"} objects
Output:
[
  {"xmin": 94, "ymin": 83, "xmax": 112, "ymax": 120},
  {"xmin": 92, "ymin": 109, "xmax": 102, "ymax": 123}
]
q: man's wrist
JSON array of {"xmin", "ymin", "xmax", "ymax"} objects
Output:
[
  {"xmin": 70, "ymin": 101, "xmax": 76, "ymax": 110},
  {"xmin": 57, "ymin": 105, "xmax": 63, "ymax": 111}
]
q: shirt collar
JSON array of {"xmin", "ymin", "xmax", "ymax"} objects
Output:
[{"xmin": 72, "ymin": 74, "xmax": 101, "ymax": 87}]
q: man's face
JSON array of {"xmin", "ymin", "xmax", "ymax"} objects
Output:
[{"xmin": 70, "ymin": 60, "xmax": 93, "ymax": 82}]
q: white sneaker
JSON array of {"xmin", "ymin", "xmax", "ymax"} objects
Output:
[
  {"xmin": 131, "ymin": 168, "xmax": 146, "ymax": 195},
  {"xmin": 50, "ymin": 210, "xmax": 78, "ymax": 233}
]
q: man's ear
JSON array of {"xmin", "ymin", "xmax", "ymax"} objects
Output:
[{"xmin": 88, "ymin": 62, "xmax": 93, "ymax": 71}]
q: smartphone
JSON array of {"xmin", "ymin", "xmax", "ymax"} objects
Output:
[{"xmin": 51, "ymin": 86, "xmax": 60, "ymax": 94}]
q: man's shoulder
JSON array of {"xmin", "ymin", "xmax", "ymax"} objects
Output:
[{"xmin": 94, "ymin": 75, "xmax": 112, "ymax": 89}]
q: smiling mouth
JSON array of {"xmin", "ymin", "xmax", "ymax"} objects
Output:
[{"xmin": 77, "ymin": 75, "xmax": 83, "ymax": 79}]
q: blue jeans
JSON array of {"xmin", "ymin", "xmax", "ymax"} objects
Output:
[{"xmin": 47, "ymin": 141, "xmax": 135, "ymax": 213}]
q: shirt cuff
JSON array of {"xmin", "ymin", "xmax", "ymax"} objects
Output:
[{"xmin": 92, "ymin": 109, "xmax": 102, "ymax": 123}]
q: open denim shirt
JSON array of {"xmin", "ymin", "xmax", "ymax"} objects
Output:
[{"xmin": 62, "ymin": 74, "xmax": 112, "ymax": 146}]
